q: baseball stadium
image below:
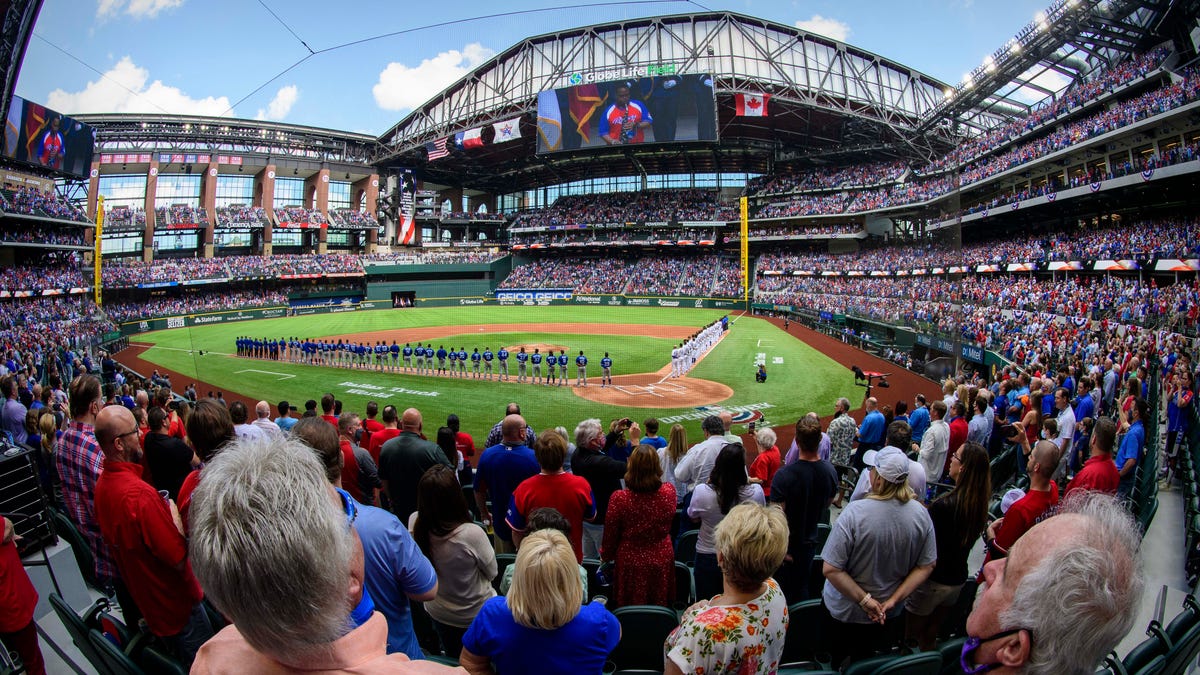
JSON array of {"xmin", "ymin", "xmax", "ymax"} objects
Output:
[{"xmin": 1, "ymin": 0, "xmax": 1200, "ymax": 672}]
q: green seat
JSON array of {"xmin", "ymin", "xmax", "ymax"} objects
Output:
[
  {"xmin": 845, "ymin": 651, "xmax": 940, "ymax": 675},
  {"xmin": 1159, "ymin": 620, "xmax": 1200, "ymax": 674},
  {"xmin": 936, "ymin": 637, "xmax": 967, "ymax": 675},
  {"xmin": 674, "ymin": 561, "xmax": 695, "ymax": 607},
  {"xmin": 675, "ymin": 530, "xmax": 698, "ymax": 566},
  {"xmin": 51, "ymin": 509, "xmax": 106, "ymax": 594},
  {"xmin": 48, "ymin": 593, "xmax": 115, "ymax": 675},
  {"xmin": 87, "ymin": 629, "xmax": 146, "ymax": 675},
  {"xmin": 137, "ymin": 646, "xmax": 187, "ymax": 675},
  {"xmin": 816, "ymin": 523, "xmax": 832, "ymax": 548},
  {"xmin": 1128, "ymin": 654, "xmax": 1164, "ymax": 675},
  {"xmin": 609, "ymin": 605, "xmax": 681, "ymax": 672},
  {"xmin": 782, "ymin": 599, "xmax": 824, "ymax": 664},
  {"xmin": 808, "ymin": 556, "xmax": 826, "ymax": 599},
  {"xmin": 493, "ymin": 553, "xmax": 516, "ymax": 594},
  {"xmin": 1122, "ymin": 633, "xmax": 1168, "ymax": 673},
  {"xmin": 843, "ymin": 653, "xmax": 901, "ymax": 675}
]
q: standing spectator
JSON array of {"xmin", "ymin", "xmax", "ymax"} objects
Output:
[
  {"xmin": 188, "ymin": 436, "xmax": 458, "ymax": 674},
  {"xmin": 474, "ymin": 414, "xmax": 539, "ymax": 554},
  {"xmin": 826, "ymin": 397, "xmax": 858, "ymax": 469},
  {"xmin": 985, "ymin": 439, "xmax": 1061, "ymax": 565},
  {"xmin": 946, "ymin": 402, "xmax": 969, "ymax": 478},
  {"xmin": 1052, "ymin": 387, "xmax": 1077, "ymax": 482},
  {"xmin": 448, "ymin": 413, "xmax": 475, "ymax": 484},
  {"xmin": 905, "ymin": 441, "xmax": 990, "ymax": 650},
  {"xmin": 1, "ymin": 375, "xmax": 28, "ymax": 444},
  {"xmin": 251, "ymin": 400, "xmax": 281, "ymax": 436},
  {"xmin": 1116, "ymin": 398, "xmax": 1147, "ymax": 498},
  {"xmin": 273, "ymin": 400, "xmax": 297, "ymax": 433},
  {"xmin": 367, "ymin": 405, "xmax": 401, "ymax": 464},
  {"xmin": 664, "ymin": 503, "xmax": 789, "ymax": 675},
  {"xmin": 460, "ymin": 530, "xmax": 620, "ymax": 675},
  {"xmin": 748, "ymin": 426, "xmax": 781, "ymax": 497},
  {"xmin": 640, "ymin": 418, "xmax": 668, "ymax": 450},
  {"xmin": 1065, "ymin": 418, "xmax": 1120, "ymax": 497},
  {"xmin": 673, "ymin": 416, "xmax": 727, "ymax": 496},
  {"xmin": 507, "ymin": 430, "xmax": 596, "ymax": 561},
  {"xmin": 601, "ymin": 445, "xmax": 676, "ymax": 608},
  {"xmin": 410, "ymin": 464, "xmax": 496, "ymax": 659},
  {"xmin": 908, "ymin": 395, "xmax": 930, "ymax": 444},
  {"xmin": 1165, "ymin": 370, "xmax": 1194, "ymax": 482},
  {"xmin": 176, "ymin": 399, "xmax": 235, "ymax": 533},
  {"xmin": 658, "ymin": 424, "xmax": 689, "ymax": 504},
  {"xmin": 1, "ymin": 515, "xmax": 45, "ymax": 675},
  {"xmin": 143, "ymin": 407, "xmax": 199, "ymax": 501},
  {"xmin": 689, "ymin": 444, "xmax": 766, "ymax": 600},
  {"xmin": 93, "ymin": 404, "xmax": 213, "ymax": 666},
  {"xmin": 821, "ymin": 446, "xmax": 936, "ymax": 667},
  {"xmin": 770, "ymin": 416, "xmax": 838, "ymax": 604},
  {"xmin": 484, "ymin": 403, "xmax": 536, "ymax": 449},
  {"xmin": 917, "ymin": 401, "xmax": 950, "ymax": 484},
  {"xmin": 291, "ymin": 417, "xmax": 440, "ymax": 660},
  {"xmin": 967, "ymin": 397, "xmax": 991, "ymax": 446},
  {"xmin": 855, "ymin": 397, "xmax": 886, "ymax": 468},
  {"xmin": 379, "ymin": 408, "xmax": 453, "ymax": 524},
  {"xmin": 571, "ymin": 418, "xmax": 627, "ymax": 559},
  {"xmin": 229, "ymin": 401, "xmax": 265, "ymax": 442},
  {"xmin": 335, "ymin": 413, "xmax": 369, "ymax": 504}
]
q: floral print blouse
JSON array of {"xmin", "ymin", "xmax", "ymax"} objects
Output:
[{"xmin": 664, "ymin": 577, "xmax": 789, "ymax": 674}]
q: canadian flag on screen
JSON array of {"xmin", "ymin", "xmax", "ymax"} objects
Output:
[{"xmin": 735, "ymin": 93, "xmax": 770, "ymax": 117}]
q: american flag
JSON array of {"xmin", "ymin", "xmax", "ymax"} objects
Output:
[{"xmin": 426, "ymin": 137, "xmax": 450, "ymax": 160}]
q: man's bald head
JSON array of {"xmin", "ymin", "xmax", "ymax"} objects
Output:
[
  {"xmin": 501, "ymin": 414, "xmax": 526, "ymax": 443},
  {"xmin": 256, "ymin": 401, "xmax": 271, "ymax": 419},
  {"xmin": 719, "ymin": 411, "xmax": 733, "ymax": 432},
  {"xmin": 866, "ymin": 397, "xmax": 878, "ymax": 411},
  {"xmin": 95, "ymin": 405, "xmax": 138, "ymax": 460},
  {"xmin": 505, "ymin": 402, "xmax": 521, "ymax": 416},
  {"xmin": 401, "ymin": 408, "xmax": 422, "ymax": 432},
  {"xmin": 1031, "ymin": 440, "xmax": 1061, "ymax": 479}
]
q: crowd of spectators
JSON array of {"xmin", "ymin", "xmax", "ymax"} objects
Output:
[
  {"xmin": 727, "ymin": 223, "xmax": 862, "ymax": 240},
  {"xmin": 919, "ymin": 47, "xmax": 1170, "ymax": 174},
  {"xmin": 512, "ymin": 189, "xmax": 735, "ymax": 229},
  {"xmin": 509, "ymin": 226, "xmax": 721, "ymax": 247},
  {"xmin": 329, "ymin": 209, "xmax": 380, "ymax": 229},
  {"xmin": 747, "ymin": 160, "xmax": 907, "ymax": 195},
  {"xmin": 0, "ymin": 295, "xmax": 115, "ymax": 367},
  {"xmin": 226, "ymin": 253, "xmax": 360, "ymax": 278},
  {"xmin": 0, "ymin": 259, "xmax": 85, "ymax": 292},
  {"xmin": 362, "ymin": 250, "xmax": 502, "ymax": 265},
  {"xmin": 156, "ymin": 205, "xmax": 209, "ymax": 227},
  {"xmin": 0, "ymin": 187, "xmax": 90, "ymax": 223},
  {"xmin": 0, "ymin": 224, "xmax": 86, "ymax": 246},
  {"xmin": 104, "ymin": 289, "xmax": 291, "ymax": 323},
  {"xmin": 99, "ymin": 253, "xmax": 371, "ymax": 287},
  {"xmin": 215, "ymin": 205, "xmax": 270, "ymax": 227},
  {"xmin": 756, "ymin": 193, "xmax": 850, "ymax": 218},
  {"xmin": 105, "ymin": 207, "xmax": 147, "ymax": 231},
  {"xmin": 274, "ymin": 206, "xmax": 327, "ymax": 226}
]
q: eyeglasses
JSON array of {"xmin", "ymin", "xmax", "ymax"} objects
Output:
[
  {"xmin": 335, "ymin": 487, "xmax": 358, "ymax": 529},
  {"xmin": 951, "ymin": 453, "xmax": 964, "ymax": 463},
  {"xmin": 115, "ymin": 428, "xmax": 140, "ymax": 441}
]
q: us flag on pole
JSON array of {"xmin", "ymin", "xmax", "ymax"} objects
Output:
[
  {"xmin": 426, "ymin": 137, "xmax": 450, "ymax": 160},
  {"xmin": 735, "ymin": 93, "xmax": 770, "ymax": 117}
]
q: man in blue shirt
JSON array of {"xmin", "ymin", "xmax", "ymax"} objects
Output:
[
  {"xmin": 531, "ymin": 349, "xmax": 543, "ymax": 383},
  {"xmin": 402, "ymin": 343, "xmax": 413, "ymax": 372},
  {"xmin": 600, "ymin": 353, "xmax": 613, "ymax": 388},
  {"xmin": 516, "ymin": 347, "xmax": 528, "ymax": 383},
  {"xmin": 456, "ymin": 347, "xmax": 468, "ymax": 377},
  {"xmin": 854, "ymin": 396, "xmax": 886, "ymax": 469},
  {"xmin": 274, "ymin": 401, "xmax": 297, "ymax": 433},
  {"xmin": 474, "ymin": 414, "xmax": 539, "ymax": 555},
  {"xmin": 1115, "ymin": 398, "xmax": 1146, "ymax": 498},
  {"xmin": 557, "ymin": 350, "xmax": 569, "ymax": 387},
  {"xmin": 438, "ymin": 346, "xmax": 450, "ymax": 375},
  {"xmin": 907, "ymin": 393, "xmax": 926, "ymax": 441},
  {"xmin": 483, "ymin": 348, "xmax": 494, "ymax": 380}
]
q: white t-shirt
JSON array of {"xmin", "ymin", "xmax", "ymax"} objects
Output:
[{"xmin": 687, "ymin": 482, "xmax": 765, "ymax": 554}]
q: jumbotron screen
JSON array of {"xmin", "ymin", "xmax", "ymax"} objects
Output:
[
  {"xmin": 536, "ymin": 73, "xmax": 716, "ymax": 154},
  {"xmin": 3, "ymin": 96, "xmax": 96, "ymax": 178}
]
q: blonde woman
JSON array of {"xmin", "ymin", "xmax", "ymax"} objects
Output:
[
  {"xmin": 820, "ymin": 447, "xmax": 936, "ymax": 667},
  {"xmin": 665, "ymin": 503, "xmax": 790, "ymax": 675},
  {"xmin": 658, "ymin": 424, "xmax": 689, "ymax": 504},
  {"xmin": 460, "ymin": 529, "xmax": 619, "ymax": 675}
]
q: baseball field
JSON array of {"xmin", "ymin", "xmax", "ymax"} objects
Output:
[{"xmin": 120, "ymin": 305, "xmax": 880, "ymax": 443}]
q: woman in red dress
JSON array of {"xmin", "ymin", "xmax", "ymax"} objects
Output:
[{"xmin": 601, "ymin": 444, "xmax": 677, "ymax": 608}]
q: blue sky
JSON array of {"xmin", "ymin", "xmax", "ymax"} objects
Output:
[{"xmin": 18, "ymin": 0, "xmax": 1058, "ymax": 135}]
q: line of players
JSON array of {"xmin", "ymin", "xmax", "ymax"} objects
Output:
[
  {"xmin": 670, "ymin": 317, "xmax": 728, "ymax": 378},
  {"xmin": 234, "ymin": 336, "xmax": 616, "ymax": 386}
]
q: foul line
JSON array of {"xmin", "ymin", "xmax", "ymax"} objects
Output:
[
  {"xmin": 146, "ymin": 346, "xmax": 234, "ymax": 356},
  {"xmin": 234, "ymin": 369, "xmax": 295, "ymax": 380}
]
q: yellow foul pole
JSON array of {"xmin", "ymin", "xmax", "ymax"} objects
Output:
[
  {"xmin": 94, "ymin": 195, "xmax": 104, "ymax": 307},
  {"xmin": 739, "ymin": 196, "xmax": 749, "ymax": 305}
]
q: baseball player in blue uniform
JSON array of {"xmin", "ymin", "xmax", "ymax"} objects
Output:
[
  {"xmin": 576, "ymin": 351, "xmax": 588, "ymax": 386},
  {"xmin": 390, "ymin": 341, "xmax": 400, "ymax": 371},
  {"xmin": 483, "ymin": 347, "xmax": 494, "ymax": 379},
  {"xmin": 402, "ymin": 343, "xmax": 413, "ymax": 371},
  {"xmin": 497, "ymin": 347, "xmax": 509, "ymax": 380},
  {"xmin": 456, "ymin": 347, "xmax": 468, "ymax": 377},
  {"xmin": 544, "ymin": 348, "xmax": 556, "ymax": 386},
  {"xmin": 601, "ymin": 352, "xmax": 613, "ymax": 387},
  {"xmin": 471, "ymin": 348, "xmax": 482, "ymax": 378},
  {"xmin": 442, "ymin": 346, "xmax": 453, "ymax": 375},
  {"xmin": 415, "ymin": 342, "xmax": 426, "ymax": 374},
  {"xmin": 531, "ymin": 348, "xmax": 543, "ymax": 382},
  {"xmin": 557, "ymin": 350, "xmax": 569, "ymax": 386},
  {"xmin": 516, "ymin": 347, "xmax": 528, "ymax": 382}
]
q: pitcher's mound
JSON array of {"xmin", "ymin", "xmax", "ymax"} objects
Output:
[{"xmin": 574, "ymin": 373, "xmax": 733, "ymax": 408}]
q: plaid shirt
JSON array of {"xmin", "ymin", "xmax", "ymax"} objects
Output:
[{"xmin": 56, "ymin": 420, "xmax": 118, "ymax": 584}]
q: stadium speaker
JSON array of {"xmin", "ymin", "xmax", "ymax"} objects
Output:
[{"xmin": 0, "ymin": 444, "xmax": 56, "ymax": 556}]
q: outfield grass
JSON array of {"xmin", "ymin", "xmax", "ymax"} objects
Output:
[{"xmin": 132, "ymin": 307, "xmax": 860, "ymax": 443}]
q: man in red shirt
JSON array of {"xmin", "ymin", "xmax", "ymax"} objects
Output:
[
  {"xmin": 945, "ymin": 401, "xmax": 969, "ymax": 477},
  {"xmin": 334, "ymin": 413, "xmax": 364, "ymax": 503},
  {"xmin": 320, "ymin": 393, "xmax": 338, "ymax": 427},
  {"xmin": 93, "ymin": 405, "xmax": 213, "ymax": 666},
  {"xmin": 1065, "ymin": 417, "xmax": 1119, "ymax": 497},
  {"xmin": 367, "ymin": 405, "xmax": 401, "ymax": 464},
  {"xmin": 152, "ymin": 387, "xmax": 186, "ymax": 439},
  {"xmin": 507, "ymin": 430, "xmax": 596, "ymax": 562},
  {"xmin": 1, "ymin": 516, "xmax": 44, "ymax": 675},
  {"xmin": 984, "ymin": 439, "xmax": 1060, "ymax": 566},
  {"xmin": 362, "ymin": 401, "xmax": 385, "ymax": 449}
]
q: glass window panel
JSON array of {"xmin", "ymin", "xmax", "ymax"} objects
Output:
[{"xmin": 274, "ymin": 177, "xmax": 305, "ymax": 205}]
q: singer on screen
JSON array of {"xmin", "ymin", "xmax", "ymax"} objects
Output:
[{"xmin": 599, "ymin": 85, "xmax": 652, "ymax": 145}]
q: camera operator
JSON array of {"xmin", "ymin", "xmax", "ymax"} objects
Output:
[{"xmin": 604, "ymin": 417, "xmax": 641, "ymax": 462}]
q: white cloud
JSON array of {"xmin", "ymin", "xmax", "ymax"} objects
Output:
[
  {"xmin": 256, "ymin": 85, "xmax": 299, "ymax": 121},
  {"xmin": 97, "ymin": 0, "xmax": 184, "ymax": 19},
  {"xmin": 372, "ymin": 43, "xmax": 495, "ymax": 112},
  {"xmin": 1008, "ymin": 66, "xmax": 1072, "ymax": 105},
  {"xmin": 46, "ymin": 56, "xmax": 233, "ymax": 116},
  {"xmin": 795, "ymin": 15, "xmax": 851, "ymax": 42}
]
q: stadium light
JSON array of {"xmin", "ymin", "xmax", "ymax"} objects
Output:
[{"xmin": 983, "ymin": 55, "xmax": 995, "ymax": 73}]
